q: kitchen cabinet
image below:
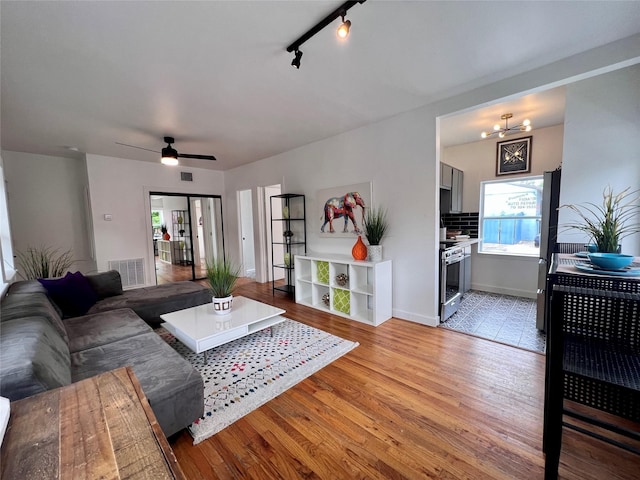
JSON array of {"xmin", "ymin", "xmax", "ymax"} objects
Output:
[
  {"xmin": 440, "ymin": 162, "xmax": 463, "ymax": 214},
  {"xmin": 440, "ymin": 163, "xmax": 453, "ymax": 189}
]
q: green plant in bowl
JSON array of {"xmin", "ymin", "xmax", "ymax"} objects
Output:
[
  {"xmin": 562, "ymin": 186, "xmax": 640, "ymax": 253},
  {"xmin": 205, "ymin": 257, "xmax": 240, "ymax": 299}
]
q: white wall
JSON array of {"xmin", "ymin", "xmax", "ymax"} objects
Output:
[
  {"xmin": 3, "ymin": 151, "xmax": 96, "ymax": 275},
  {"xmin": 225, "ymin": 107, "xmax": 439, "ymax": 325},
  {"xmin": 3, "ymin": 35, "xmax": 638, "ymax": 325},
  {"xmin": 442, "ymin": 125, "xmax": 564, "ymax": 298},
  {"xmin": 224, "ymin": 36, "xmax": 640, "ymax": 326},
  {"xmin": 558, "ymin": 64, "xmax": 640, "ymax": 255},
  {"xmin": 85, "ymin": 154, "xmax": 225, "ymax": 285},
  {"xmin": 443, "ymin": 125, "xmax": 564, "ymax": 212}
]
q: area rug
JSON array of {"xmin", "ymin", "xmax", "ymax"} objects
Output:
[{"xmin": 157, "ymin": 319, "xmax": 358, "ymax": 444}]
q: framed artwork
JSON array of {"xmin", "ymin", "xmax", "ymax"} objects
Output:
[
  {"xmin": 318, "ymin": 182, "xmax": 372, "ymax": 238},
  {"xmin": 496, "ymin": 136, "xmax": 532, "ymax": 176}
]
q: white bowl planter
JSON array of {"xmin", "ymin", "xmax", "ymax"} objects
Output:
[{"xmin": 212, "ymin": 295, "xmax": 233, "ymax": 315}]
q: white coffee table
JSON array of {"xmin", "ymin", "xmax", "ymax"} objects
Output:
[{"xmin": 160, "ymin": 296, "xmax": 286, "ymax": 363}]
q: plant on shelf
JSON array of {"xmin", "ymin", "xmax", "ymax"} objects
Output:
[
  {"xmin": 206, "ymin": 257, "xmax": 241, "ymax": 315},
  {"xmin": 561, "ymin": 186, "xmax": 640, "ymax": 253},
  {"xmin": 363, "ymin": 206, "xmax": 389, "ymax": 262},
  {"xmin": 363, "ymin": 207, "xmax": 389, "ymax": 246},
  {"xmin": 161, "ymin": 224, "xmax": 170, "ymax": 240},
  {"xmin": 16, "ymin": 246, "xmax": 74, "ymax": 279}
]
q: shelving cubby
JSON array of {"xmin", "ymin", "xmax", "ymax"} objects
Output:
[{"xmin": 294, "ymin": 253, "xmax": 392, "ymax": 326}]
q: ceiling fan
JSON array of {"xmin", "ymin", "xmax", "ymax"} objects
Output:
[{"xmin": 116, "ymin": 136, "xmax": 216, "ymax": 165}]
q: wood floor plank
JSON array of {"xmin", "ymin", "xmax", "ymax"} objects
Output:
[{"xmin": 172, "ymin": 281, "xmax": 640, "ymax": 479}]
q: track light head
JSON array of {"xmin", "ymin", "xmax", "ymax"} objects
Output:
[
  {"xmin": 291, "ymin": 49, "xmax": 303, "ymax": 69},
  {"xmin": 337, "ymin": 14, "xmax": 351, "ymax": 39}
]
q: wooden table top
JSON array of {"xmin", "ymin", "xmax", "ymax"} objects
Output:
[{"xmin": 0, "ymin": 367, "xmax": 185, "ymax": 480}]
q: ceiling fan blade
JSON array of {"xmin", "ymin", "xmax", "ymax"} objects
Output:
[
  {"xmin": 115, "ymin": 142, "xmax": 160, "ymax": 153},
  {"xmin": 178, "ymin": 153, "xmax": 217, "ymax": 161}
]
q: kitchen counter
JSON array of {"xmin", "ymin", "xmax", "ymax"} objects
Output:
[{"xmin": 440, "ymin": 238, "xmax": 480, "ymax": 249}]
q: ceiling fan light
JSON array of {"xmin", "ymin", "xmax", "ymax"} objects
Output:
[
  {"xmin": 525, "ymin": 125, "xmax": 532, "ymax": 132},
  {"xmin": 498, "ymin": 131, "xmax": 505, "ymax": 138},
  {"xmin": 337, "ymin": 19, "xmax": 351, "ymax": 39},
  {"xmin": 522, "ymin": 119, "xmax": 531, "ymax": 126},
  {"xmin": 161, "ymin": 145, "xmax": 179, "ymax": 165},
  {"xmin": 161, "ymin": 156, "xmax": 179, "ymax": 166},
  {"xmin": 493, "ymin": 124, "xmax": 501, "ymax": 131},
  {"xmin": 481, "ymin": 131, "xmax": 488, "ymax": 138}
]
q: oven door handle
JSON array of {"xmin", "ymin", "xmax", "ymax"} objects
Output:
[{"xmin": 440, "ymin": 256, "xmax": 447, "ymax": 303}]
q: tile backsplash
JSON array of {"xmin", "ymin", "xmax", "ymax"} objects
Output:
[{"xmin": 441, "ymin": 212, "xmax": 479, "ymax": 237}]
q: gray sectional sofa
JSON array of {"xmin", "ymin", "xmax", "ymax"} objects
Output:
[{"xmin": 0, "ymin": 270, "xmax": 211, "ymax": 437}]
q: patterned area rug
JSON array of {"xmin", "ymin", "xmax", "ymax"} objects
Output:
[{"xmin": 157, "ymin": 319, "xmax": 358, "ymax": 444}]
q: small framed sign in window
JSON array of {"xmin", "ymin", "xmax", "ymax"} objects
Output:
[{"xmin": 496, "ymin": 136, "xmax": 532, "ymax": 176}]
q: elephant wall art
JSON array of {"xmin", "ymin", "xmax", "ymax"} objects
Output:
[{"xmin": 317, "ymin": 182, "xmax": 372, "ymax": 238}]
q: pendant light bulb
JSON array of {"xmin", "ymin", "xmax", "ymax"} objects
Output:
[{"xmin": 337, "ymin": 16, "xmax": 351, "ymax": 39}]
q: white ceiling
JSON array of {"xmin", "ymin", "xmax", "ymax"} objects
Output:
[{"xmin": 2, "ymin": 1, "xmax": 640, "ymax": 170}]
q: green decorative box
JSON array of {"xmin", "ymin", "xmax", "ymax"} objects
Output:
[
  {"xmin": 332, "ymin": 288, "xmax": 350, "ymax": 315},
  {"xmin": 316, "ymin": 261, "xmax": 329, "ymax": 284}
]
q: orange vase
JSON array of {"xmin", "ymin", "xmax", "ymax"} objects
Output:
[
  {"xmin": 163, "ymin": 232, "xmax": 170, "ymax": 240},
  {"xmin": 352, "ymin": 235, "xmax": 367, "ymax": 261}
]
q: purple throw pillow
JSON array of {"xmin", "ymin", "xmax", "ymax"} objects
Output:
[{"xmin": 38, "ymin": 271, "xmax": 98, "ymax": 318}]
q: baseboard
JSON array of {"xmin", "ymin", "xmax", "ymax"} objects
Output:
[
  {"xmin": 392, "ymin": 308, "xmax": 439, "ymax": 327},
  {"xmin": 471, "ymin": 283, "xmax": 536, "ymax": 299}
]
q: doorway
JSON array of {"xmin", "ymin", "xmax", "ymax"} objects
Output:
[
  {"xmin": 149, "ymin": 192, "xmax": 225, "ymax": 284},
  {"xmin": 238, "ymin": 189, "xmax": 256, "ymax": 279}
]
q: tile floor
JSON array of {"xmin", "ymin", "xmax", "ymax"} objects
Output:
[{"xmin": 440, "ymin": 290, "xmax": 546, "ymax": 354}]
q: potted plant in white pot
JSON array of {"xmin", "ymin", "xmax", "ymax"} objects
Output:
[
  {"xmin": 562, "ymin": 186, "xmax": 640, "ymax": 268},
  {"xmin": 206, "ymin": 257, "xmax": 241, "ymax": 315},
  {"xmin": 363, "ymin": 207, "xmax": 389, "ymax": 262}
]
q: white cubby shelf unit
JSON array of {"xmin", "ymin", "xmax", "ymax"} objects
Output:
[{"xmin": 294, "ymin": 253, "xmax": 392, "ymax": 326}]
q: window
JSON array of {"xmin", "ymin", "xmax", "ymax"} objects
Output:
[
  {"xmin": 479, "ymin": 176, "xmax": 543, "ymax": 256},
  {"xmin": 151, "ymin": 210, "xmax": 163, "ymax": 227},
  {"xmin": 0, "ymin": 156, "xmax": 16, "ymax": 288}
]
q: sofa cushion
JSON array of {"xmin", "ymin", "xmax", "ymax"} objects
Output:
[
  {"xmin": 71, "ymin": 332, "xmax": 204, "ymax": 437},
  {"xmin": 85, "ymin": 270, "xmax": 123, "ymax": 299},
  {"xmin": 1, "ymin": 292, "xmax": 69, "ymax": 344},
  {"xmin": 63, "ymin": 308, "xmax": 152, "ymax": 353},
  {"xmin": 87, "ymin": 281, "xmax": 210, "ymax": 327},
  {"xmin": 38, "ymin": 271, "xmax": 98, "ymax": 318},
  {"xmin": 0, "ymin": 317, "xmax": 71, "ymax": 401}
]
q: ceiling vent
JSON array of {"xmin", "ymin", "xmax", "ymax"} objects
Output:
[{"xmin": 180, "ymin": 172, "xmax": 193, "ymax": 182}]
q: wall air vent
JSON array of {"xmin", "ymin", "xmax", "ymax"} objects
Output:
[
  {"xmin": 108, "ymin": 258, "xmax": 145, "ymax": 289},
  {"xmin": 180, "ymin": 172, "xmax": 193, "ymax": 182}
]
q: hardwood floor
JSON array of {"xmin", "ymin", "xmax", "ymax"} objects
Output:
[{"xmin": 171, "ymin": 282, "xmax": 639, "ymax": 479}]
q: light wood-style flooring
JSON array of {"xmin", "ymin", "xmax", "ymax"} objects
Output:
[{"xmin": 171, "ymin": 281, "xmax": 639, "ymax": 479}]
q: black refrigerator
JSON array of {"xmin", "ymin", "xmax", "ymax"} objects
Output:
[{"xmin": 536, "ymin": 168, "xmax": 562, "ymax": 331}]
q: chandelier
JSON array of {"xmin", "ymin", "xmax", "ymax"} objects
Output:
[{"xmin": 481, "ymin": 113, "xmax": 532, "ymax": 139}]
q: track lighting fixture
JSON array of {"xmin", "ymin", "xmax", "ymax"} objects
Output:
[
  {"xmin": 481, "ymin": 113, "xmax": 532, "ymax": 139},
  {"xmin": 286, "ymin": 0, "xmax": 366, "ymax": 69},
  {"xmin": 337, "ymin": 12, "xmax": 351, "ymax": 39},
  {"xmin": 291, "ymin": 49, "xmax": 303, "ymax": 69}
]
